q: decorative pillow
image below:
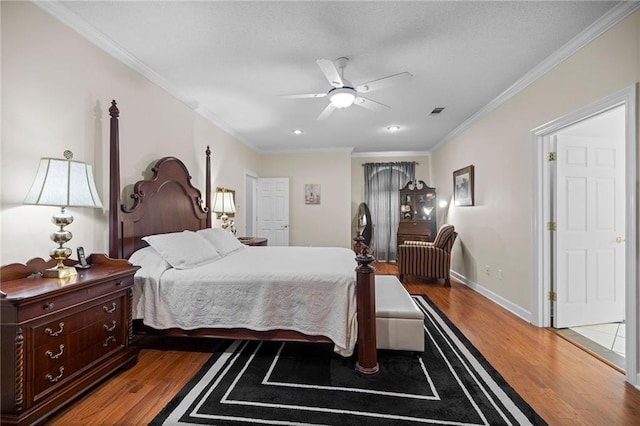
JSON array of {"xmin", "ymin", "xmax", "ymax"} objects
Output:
[
  {"xmin": 142, "ymin": 230, "xmax": 221, "ymax": 269},
  {"xmin": 197, "ymin": 227, "xmax": 246, "ymax": 256}
]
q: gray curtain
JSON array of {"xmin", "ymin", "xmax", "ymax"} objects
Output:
[{"xmin": 364, "ymin": 162, "xmax": 415, "ymax": 261}]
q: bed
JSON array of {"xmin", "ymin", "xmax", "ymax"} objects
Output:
[{"xmin": 106, "ymin": 100, "xmax": 378, "ymax": 374}]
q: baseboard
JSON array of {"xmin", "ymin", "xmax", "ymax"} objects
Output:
[{"xmin": 450, "ymin": 270, "xmax": 532, "ymax": 323}]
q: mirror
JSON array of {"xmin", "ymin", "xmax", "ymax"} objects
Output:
[{"xmin": 355, "ymin": 202, "xmax": 374, "ymax": 251}]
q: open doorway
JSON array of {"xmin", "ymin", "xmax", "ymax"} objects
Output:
[
  {"xmin": 548, "ymin": 106, "xmax": 627, "ymax": 370},
  {"xmin": 531, "ymin": 85, "xmax": 637, "ymax": 385}
]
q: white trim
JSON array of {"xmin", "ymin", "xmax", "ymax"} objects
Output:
[
  {"xmin": 450, "ymin": 271, "xmax": 532, "ymax": 323},
  {"xmin": 432, "ymin": 2, "xmax": 640, "ymax": 152},
  {"xmin": 261, "ymin": 147, "xmax": 355, "ymax": 155},
  {"xmin": 351, "ymin": 151, "xmax": 431, "ymax": 158},
  {"xmin": 530, "ymin": 84, "xmax": 638, "ymax": 387}
]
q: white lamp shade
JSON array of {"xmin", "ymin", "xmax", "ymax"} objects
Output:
[
  {"xmin": 24, "ymin": 158, "xmax": 103, "ymax": 208},
  {"xmin": 213, "ymin": 191, "xmax": 236, "ymax": 214}
]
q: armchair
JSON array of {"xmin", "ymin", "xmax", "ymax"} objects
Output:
[{"xmin": 398, "ymin": 224, "xmax": 458, "ymax": 286}]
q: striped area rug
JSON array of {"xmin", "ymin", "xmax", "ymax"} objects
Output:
[{"xmin": 150, "ymin": 295, "xmax": 546, "ymax": 425}]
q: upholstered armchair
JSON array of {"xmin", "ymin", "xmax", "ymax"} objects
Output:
[{"xmin": 398, "ymin": 224, "xmax": 458, "ymax": 286}]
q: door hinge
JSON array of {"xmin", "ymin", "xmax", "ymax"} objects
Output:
[
  {"xmin": 547, "ymin": 221, "xmax": 557, "ymax": 231},
  {"xmin": 546, "ymin": 152, "xmax": 557, "ymax": 161},
  {"xmin": 548, "ymin": 291, "xmax": 557, "ymax": 301}
]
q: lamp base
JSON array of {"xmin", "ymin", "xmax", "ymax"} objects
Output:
[{"xmin": 43, "ymin": 265, "xmax": 78, "ymax": 279}]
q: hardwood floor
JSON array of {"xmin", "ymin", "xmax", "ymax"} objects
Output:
[{"xmin": 47, "ymin": 262, "xmax": 640, "ymax": 425}]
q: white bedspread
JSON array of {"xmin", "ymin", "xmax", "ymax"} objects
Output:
[{"xmin": 130, "ymin": 246, "xmax": 358, "ymax": 356}]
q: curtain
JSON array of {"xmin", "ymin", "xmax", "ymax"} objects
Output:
[{"xmin": 364, "ymin": 162, "xmax": 415, "ymax": 261}]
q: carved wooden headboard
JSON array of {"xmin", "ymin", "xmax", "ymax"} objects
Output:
[{"xmin": 108, "ymin": 100, "xmax": 212, "ymax": 259}]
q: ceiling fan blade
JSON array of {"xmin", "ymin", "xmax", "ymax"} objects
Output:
[
  {"xmin": 356, "ymin": 72, "xmax": 412, "ymax": 93},
  {"xmin": 317, "ymin": 103, "xmax": 337, "ymax": 120},
  {"xmin": 280, "ymin": 93, "xmax": 327, "ymax": 99},
  {"xmin": 354, "ymin": 97, "xmax": 390, "ymax": 112},
  {"xmin": 316, "ymin": 59, "xmax": 344, "ymax": 88}
]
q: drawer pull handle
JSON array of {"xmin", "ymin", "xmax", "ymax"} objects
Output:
[
  {"xmin": 44, "ymin": 323, "xmax": 64, "ymax": 337},
  {"xmin": 45, "ymin": 344, "xmax": 65, "ymax": 360},
  {"xmin": 115, "ymin": 280, "xmax": 124, "ymax": 287},
  {"xmin": 43, "ymin": 302, "xmax": 54, "ymax": 311},
  {"xmin": 45, "ymin": 366, "xmax": 64, "ymax": 383},
  {"xmin": 103, "ymin": 302, "xmax": 117, "ymax": 314},
  {"xmin": 103, "ymin": 336, "xmax": 116, "ymax": 347},
  {"xmin": 103, "ymin": 320, "xmax": 117, "ymax": 332}
]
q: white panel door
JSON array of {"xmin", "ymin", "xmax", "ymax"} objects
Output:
[
  {"xmin": 257, "ymin": 178, "xmax": 289, "ymax": 246},
  {"xmin": 554, "ymin": 134, "xmax": 625, "ymax": 328}
]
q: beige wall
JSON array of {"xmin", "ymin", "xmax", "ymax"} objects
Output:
[
  {"xmin": 431, "ymin": 11, "xmax": 640, "ymax": 313},
  {"xmin": 0, "ymin": 2, "xmax": 260, "ymax": 264},
  {"xmin": 260, "ymin": 152, "xmax": 352, "ymax": 248}
]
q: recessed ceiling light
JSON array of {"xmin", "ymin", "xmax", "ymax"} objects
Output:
[
  {"xmin": 292, "ymin": 129, "xmax": 304, "ymax": 135},
  {"xmin": 387, "ymin": 125, "xmax": 401, "ymax": 132}
]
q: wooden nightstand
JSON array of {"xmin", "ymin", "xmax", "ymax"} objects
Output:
[
  {"xmin": 0, "ymin": 254, "xmax": 140, "ymax": 426},
  {"xmin": 238, "ymin": 237, "xmax": 268, "ymax": 246}
]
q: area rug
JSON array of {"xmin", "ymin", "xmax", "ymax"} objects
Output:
[{"xmin": 150, "ymin": 295, "xmax": 546, "ymax": 425}]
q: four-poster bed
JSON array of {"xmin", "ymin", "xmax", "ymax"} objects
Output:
[{"xmin": 106, "ymin": 100, "xmax": 378, "ymax": 373}]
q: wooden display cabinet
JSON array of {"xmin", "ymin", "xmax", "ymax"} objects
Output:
[{"xmin": 397, "ymin": 180, "xmax": 437, "ymax": 255}]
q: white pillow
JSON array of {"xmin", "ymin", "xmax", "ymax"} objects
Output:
[
  {"xmin": 197, "ymin": 228, "xmax": 246, "ymax": 256},
  {"xmin": 128, "ymin": 246, "xmax": 171, "ymax": 272},
  {"xmin": 142, "ymin": 230, "xmax": 222, "ymax": 269}
]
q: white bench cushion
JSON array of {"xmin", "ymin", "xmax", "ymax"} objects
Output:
[{"xmin": 375, "ymin": 275, "xmax": 425, "ymax": 352}]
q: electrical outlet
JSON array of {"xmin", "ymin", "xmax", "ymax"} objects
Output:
[
  {"xmin": 485, "ymin": 265, "xmax": 491, "ymax": 276},
  {"xmin": 498, "ymin": 269, "xmax": 503, "ymax": 281}
]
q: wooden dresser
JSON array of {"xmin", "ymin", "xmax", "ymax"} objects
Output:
[
  {"xmin": 0, "ymin": 254, "xmax": 139, "ymax": 425},
  {"xmin": 397, "ymin": 180, "xmax": 437, "ymax": 256}
]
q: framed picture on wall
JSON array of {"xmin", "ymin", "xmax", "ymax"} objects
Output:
[
  {"xmin": 304, "ymin": 184, "xmax": 321, "ymax": 204},
  {"xmin": 453, "ymin": 165, "xmax": 474, "ymax": 206}
]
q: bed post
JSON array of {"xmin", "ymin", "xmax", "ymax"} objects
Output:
[
  {"xmin": 108, "ymin": 100, "xmax": 121, "ymax": 259},
  {"xmin": 205, "ymin": 146, "xmax": 212, "ymax": 227},
  {"xmin": 355, "ymin": 246, "xmax": 379, "ymax": 375}
]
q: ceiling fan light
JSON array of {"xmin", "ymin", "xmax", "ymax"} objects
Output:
[{"xmin": 330, "ymin": 88, "xmax": 356, "ymax": 108}]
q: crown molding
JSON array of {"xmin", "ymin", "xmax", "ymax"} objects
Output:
[
  {"xmin": 262, "ymin": 147, "xmax": 355, "ymax": 155},
  {"xmin": 351, "ymin": 150, "xmax": 431, "ymax": 158},
  {"xmin": 432, "ymin": 1, "xmax": 640, "ymax": 152}
]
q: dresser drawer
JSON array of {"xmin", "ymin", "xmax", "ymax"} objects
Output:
[
  {"xmin": 19, "ymin": 276, "xmax": 133, "ymax": 323},
  {"xmin": 34, "ymin": 319, "xmax": 124, "ymax": 379},
  {"xmin": 33, "ymin": 294, "xmax": 124, "ymax": 348},
  {"xmin": 33, "ymin": 333, "xmax": 125, "ymax": 398}
]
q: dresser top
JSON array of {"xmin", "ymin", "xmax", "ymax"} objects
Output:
[{"xmin": 0, "ymin": 254, "xmax": 139, "ymax": 302}]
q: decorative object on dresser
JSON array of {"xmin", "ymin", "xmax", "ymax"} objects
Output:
[
  {"xmin": 397, "ymin": 180, "xmax": 437, "ymax": 259},
  {"xmin": 212, "ymin": 187, "xmax": 236, "ymax": 231},
  {"xmin": 23, "ymin": 151, "xmax": 103, "ymax": 278},
  {"xmin": 238, "ymin": 237, "xmax": 268, "ymax": 246},
  {"xmin": 453, "ymin": 165, "xmax": 474, "ymax": 206},
  {"xmin": 0, "ymin": 254, "xmax": 139, "ymax": 426}
]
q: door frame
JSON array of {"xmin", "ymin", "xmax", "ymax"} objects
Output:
[
  {"xmin": 243, "ymin": 169, "xmax": 258, "ymax": 237},
  {"xmin": 531, "ymin": 84, "xmax": 637, "ymax": 385}
]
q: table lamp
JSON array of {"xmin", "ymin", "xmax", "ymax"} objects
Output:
[
  {"xmin": 213, "ymin": 188, "xmax": 236, "ymax": 231},
  {"xmin": 23, "ymin": 151, "xmax": 103, "ymax": 278}
]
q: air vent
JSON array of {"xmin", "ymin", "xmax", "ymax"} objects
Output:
[{"xmin": 430, "ymin": 107, "xmax": 445, "ymax": 115}]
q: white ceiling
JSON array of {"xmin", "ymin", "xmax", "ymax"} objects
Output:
[{"xmin": 42, "ymin": 1, "xmax": 623, "ymax": 154}]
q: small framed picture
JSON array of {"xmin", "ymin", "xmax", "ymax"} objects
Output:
[
  {"xmin": 304, "ymin": 184, "xmax": 321, "ymax": 204},
  {"xmin": 453, "ymin": 165, "xmax": 474, "ymax": 206}
]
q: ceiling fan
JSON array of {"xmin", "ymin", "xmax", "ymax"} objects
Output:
[{"xmin": 282, "ymin": 57, "xmax": 412, "ymax": 120}]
